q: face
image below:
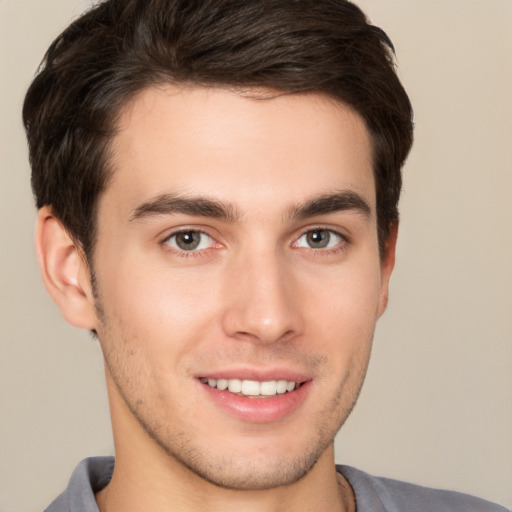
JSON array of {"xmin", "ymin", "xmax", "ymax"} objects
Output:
[{"xmin": 90, "ymin": 86, "xmax": 394, "ymax": 490}]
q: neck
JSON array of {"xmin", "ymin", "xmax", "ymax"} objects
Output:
[{"xmin": 96, "ymin": 449, "xmax": 354, "ymax": 512}]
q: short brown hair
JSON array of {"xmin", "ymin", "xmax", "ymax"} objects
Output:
[{"xmin": 23, "ymin": 0, "xmax": 413, "ymax": 258}]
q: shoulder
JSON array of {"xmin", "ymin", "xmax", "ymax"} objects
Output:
[
  {"xmin": 337, "ymin": 465, "xmax": 510, "ymax": 512},
  {"xmin": 44, "ymin": 457, "xmax": 114, "ymax": 512}
]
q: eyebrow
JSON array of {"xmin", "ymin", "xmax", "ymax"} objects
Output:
[
  {"xmin": 129, "ymin": 194, "xmax": 239, "ymax": 222},
  {"xmin": 129, "ymin": 190, "xmax": 371, "ymax": 223},
  {"xmin": 288, "ymin": 191, "xmax": 371, "ymax": 220}
]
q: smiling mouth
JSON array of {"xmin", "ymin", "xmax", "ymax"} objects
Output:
[{"xmin": 199, "ymin": 377, "xmax": 302, "ymax": 397}]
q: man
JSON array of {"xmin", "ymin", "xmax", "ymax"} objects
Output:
[{"xmin": 22, "ymin": 1, "xmax": 508, "ymax": 511}]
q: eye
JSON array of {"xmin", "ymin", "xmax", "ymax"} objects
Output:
[
  {"xmin": 164, "ymin": 230, "xmax": 214, "ymax": 251},
  {"xmin": 295, "ymin": 229, "xmax": 343, "ymax": 249}
]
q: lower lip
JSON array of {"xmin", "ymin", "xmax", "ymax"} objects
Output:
[{"xmin": 200, "ymin": 380, "xmax": 311, "ymax": 423}]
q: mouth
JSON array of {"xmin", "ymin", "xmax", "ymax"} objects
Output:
[
  {"xmin": 197, "ymin": 373, "xmax": 311, "ymax": 422},
  {"xmin": 199, "ymin": 377, "xmax": 301, "ymax": 397}
]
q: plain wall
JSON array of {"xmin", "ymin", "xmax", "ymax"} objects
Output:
[{"xmin": 1, "ymin": 1, "xmax": 511, "ymax": 510}]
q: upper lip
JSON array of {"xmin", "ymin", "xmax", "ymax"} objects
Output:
[{"xmin": 195, "ymin": 367, "xmax": 311, "ymax": 383}]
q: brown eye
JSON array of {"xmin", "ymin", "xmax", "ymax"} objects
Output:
[{"xmin": 166, "ymin": 230, "xmax": 212, "ymax": 251}]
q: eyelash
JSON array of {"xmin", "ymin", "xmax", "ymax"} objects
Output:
[
  {"xmin": 161, "ymin": 227, "xmax": 348, "ymax": 257},
  {"xmin": 293, "ymin": 228, "xmax": 348, "ymax": 256},
  {"xmin": 162, "ymin": 229, "xmax": 217, "ymax": 258}
]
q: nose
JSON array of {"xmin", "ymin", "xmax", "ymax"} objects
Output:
[{"xmin": 221, "ymin": 250, "xmax": 304, "ymax": 344}]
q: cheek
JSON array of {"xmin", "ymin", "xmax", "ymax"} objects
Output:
[
  {"xmin": 95, "ymin": 253, "xmax": 224, "ymax": 354},
  {"xmin": 298, "ymin": 259, "xmax": 381, "ymax": 390},
  {"xmin": 302, "ymin": 262, "xmax": 382, "ymax": 340}
]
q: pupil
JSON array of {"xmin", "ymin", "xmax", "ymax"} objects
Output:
[
  {"xmin": 307, "ymin": 230, "xmax": 329, "ymax": 248},
  {"xmin": 176, "ymin": 231, "xmax": 200, "ymax": 250}
]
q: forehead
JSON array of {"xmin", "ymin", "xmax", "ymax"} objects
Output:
[{"xmin": 105, "ymin": 85, "xmax": 375, "ymax": 216}]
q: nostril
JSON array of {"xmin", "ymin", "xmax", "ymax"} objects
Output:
[{"xmin": 220, "ymin": 268, "xmax": 304, "ymax": 343}]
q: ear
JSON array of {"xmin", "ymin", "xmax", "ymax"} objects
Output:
[
  {"xmin": 377, "ymin": 222, "xmax": 398, "ymax": 318},
  {"xmin": 35, "ymin": 207, "xmax": 97, "ymax": 330}
]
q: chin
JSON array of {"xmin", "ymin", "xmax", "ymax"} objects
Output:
[{"xmin": 173, "ymin": 448, "xmax": 325, "ymax": 491}]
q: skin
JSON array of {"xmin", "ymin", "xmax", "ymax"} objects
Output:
[{"xmin": 36, "ymin": 86, "xmax": 397, "ymax": 512}]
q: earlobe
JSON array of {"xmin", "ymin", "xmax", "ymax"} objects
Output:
[
  {"xmin": 35, "ymin": 207, "xmax": 97, "ymax": 330},
  {"xmin": 377, "ymin": 222, "xmax": 398, "ymax": 318}
]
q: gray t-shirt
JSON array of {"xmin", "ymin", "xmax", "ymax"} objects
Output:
[{"xmin": 44, "ymin": 456, "xmax": 510, "ymax": 512}]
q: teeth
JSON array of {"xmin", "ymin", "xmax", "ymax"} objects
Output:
[
  {"xmin": 260, "ymin": 380, "xmax": 278, "ymax": 395},
  {"xmin": 242, "ymin": 380, "xmax": 260, "ymax": 396},
  {"xmin": 217, "ymin": 378, "xmax": 228, "ymax": 390},
  {"xmin": 276, "ymin": 380, "xmax": 288, "ymax": 394},
  {"xmin": 201, "ymin": 378, "xmax": 298, "ymax": 396},
  {"xmin": 228, "ymin": 379, "xmax": 242, "ymax": 393}
]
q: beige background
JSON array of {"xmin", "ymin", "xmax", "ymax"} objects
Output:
[{"xmin": 1, "ymin": 0, "xmax": 511, "ymax": 510}]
